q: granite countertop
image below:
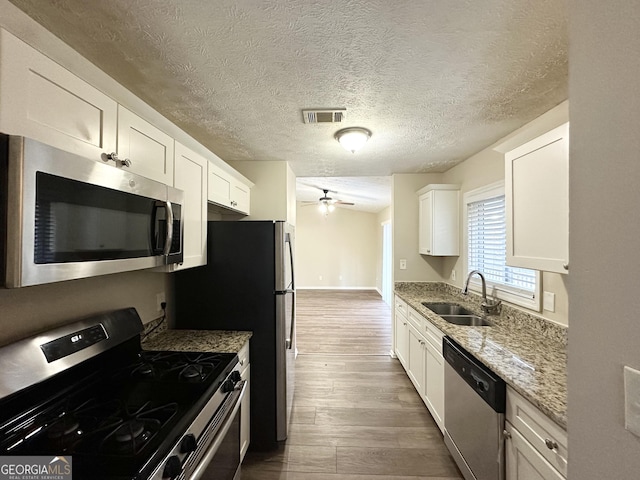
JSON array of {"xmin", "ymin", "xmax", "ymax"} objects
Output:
[
  {"xmin": 141, "ymin": 328, "xmax": 252, "ymax": 354},
  {"xmin": 395, "ymin": 282, "xmax": 567, "ymax": 430}
]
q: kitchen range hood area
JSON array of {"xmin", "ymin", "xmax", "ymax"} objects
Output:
[{"xmin": 1, "ymin": 1, "xmax": 640, "ymax": 480}]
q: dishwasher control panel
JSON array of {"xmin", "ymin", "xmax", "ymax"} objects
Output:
[{"xmin": 443, "ymin": 336, "xmax": 506, "ymax": 412}]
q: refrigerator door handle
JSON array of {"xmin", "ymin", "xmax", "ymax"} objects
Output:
[
  {"xmin": 286, "ymin": 290, "xmax": 296, "ymax": 350},
  {"xmin": 286, "ymin": 232, "xmax": 295, "ymax": 290}
]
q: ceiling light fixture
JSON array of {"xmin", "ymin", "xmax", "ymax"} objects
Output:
[
  {"xmin": 319, "ymin": 201, "xmax": 335, "ymax": 214},
  {"xmin": 334, "ymin": 127, "xmax": 372, "ymax": 153}
]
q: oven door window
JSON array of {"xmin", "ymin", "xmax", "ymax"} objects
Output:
[
  {"xmin": 34, "ymin": 172, "xmax": 163, "ymax": 263},
  {"xmin": 202, "ymin": 407, "xmax": 241, "ymax": 480}
]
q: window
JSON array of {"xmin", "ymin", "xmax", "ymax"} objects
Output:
[{"xmin": 464, "ymin": 182, "xmax": 541, "ymax": 311}]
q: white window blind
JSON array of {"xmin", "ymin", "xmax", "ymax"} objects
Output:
[{"xmin": 468, "ymin": 194, "xmax": 537, "ymax": 296}]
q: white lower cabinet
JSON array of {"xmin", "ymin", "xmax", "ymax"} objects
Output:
[
  {"xmin": 423, "ymin": 340, "xmax": 445, "ymax": 431},
  {"xmin": 238, "ymin": 342, "xmax": 250, "ymax": 461},
  {"xmin": 505, "ymin": 387, "xmax": 567, "ymax": 480},
  {"xmin": 505, "ymin": 423, "xmax": 564, "ymax": 480},
  {"xmin": 395, "ymin": 299, "xmax": 445, "ymax": 433},
  {"xmin": 407, "ymin": 323, "xmax": 425, "ymax": 393},
  {"xmin": 394, "ymin": 310, "xmax": 409, "ymax": 369}
]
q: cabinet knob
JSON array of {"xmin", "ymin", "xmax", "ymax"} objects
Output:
[
  {"xmin": 563, "ymin": 263, "xmax": 569, "ymax": 271},
  {"xmin": 503, "ymin": 429, "xmax": 512, "ymax": 440},
  {"xmin": 103, "ymin": 152, "xmax": 132, "ymax": 168},
  {"xmin": 545, "ymin": 438, "xmax": 559, "ymax": 450}
]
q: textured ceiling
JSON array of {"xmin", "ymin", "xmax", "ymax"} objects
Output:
[
  {"xmin": 8, "ymin": 0, "xmax": 568, "ymax": 209},
  {"xmin": 297, "ymin": 176, "xmax": 392, "ymax": 213}
]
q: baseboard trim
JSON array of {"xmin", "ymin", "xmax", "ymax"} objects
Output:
[{"xmin": 296, "ymin": 286, "xmax": 379, "ymax": 291}]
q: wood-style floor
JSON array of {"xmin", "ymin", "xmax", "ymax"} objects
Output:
[{"xmin": 241, "ymin": 290, "xmax": 462, "ymax": 479}]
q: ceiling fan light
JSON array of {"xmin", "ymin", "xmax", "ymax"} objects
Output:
[
  {"xmin": 328, "ymin": 204, "xmax": 335, "ymax": 212},
  {"xmin": 319, "ymin": 203, "xmax": 328, "ymax": 214},
  {"xmin": 335, "ymin": 127, "xmax": 372, "ymax": 153}
]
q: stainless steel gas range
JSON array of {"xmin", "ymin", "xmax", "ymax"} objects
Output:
[{"xmin": 0, "ymin": 308, "xmax": 246, "ymax": 480}]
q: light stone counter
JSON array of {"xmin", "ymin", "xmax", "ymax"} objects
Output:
[
  {"xmin": 141, "ymin": 324, "xmax": 252, "ymax": 354},
  {"xmin": 395, "ymin": 282, "xmax": 567, "ymax": 430}
]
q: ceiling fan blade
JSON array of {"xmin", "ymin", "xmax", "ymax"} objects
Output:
[{"xmin": 335, "ymin": 201, "xmax": 355, "ymax": 205}]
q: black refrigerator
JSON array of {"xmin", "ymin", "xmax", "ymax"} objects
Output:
[{"xmin": 173, "ymin": 220, "xmax": 296, "ymax": 452}]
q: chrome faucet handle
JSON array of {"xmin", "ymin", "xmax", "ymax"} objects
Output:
[{"xmin": 481, "ymin": 298, "xmax": 502, "ymax": 315}]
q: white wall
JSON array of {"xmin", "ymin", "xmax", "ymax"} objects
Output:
[
  {"xmin": 441, "ymin": 102, "xmax": 569, "ymax": 326},
  {"xmin": 296, "ymin": 204, "xmax": 379, "ymax": 289},
  {"xmin": 376, "ymin": 206, "xmax": 392, "ymax": 292},
  {"xmin": 392, "ymin": 173, "xmax": 445, "ymax": 282},
  {"xmin": 231, "ymin": 160, "xmax": 297, "ymax": 225},
  {"xmin": 568, "ymin": 1, "xmax": 640, "ymax": 478},
  {"xmin": 0, "ymin": 271, "xmax": 169, "ymax": 346}
]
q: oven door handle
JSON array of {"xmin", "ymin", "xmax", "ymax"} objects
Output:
[{"xmin": 189, "ymin": 380, "xmax": 247, "ymax": 480}]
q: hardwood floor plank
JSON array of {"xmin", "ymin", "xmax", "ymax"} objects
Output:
[
  {"xmin": 241, "ymin": 291, "xmax": 462, "ymax": 479},
  {"xmin": 337, "ymin": 446, "xmax": 462, "ymax": 477}
]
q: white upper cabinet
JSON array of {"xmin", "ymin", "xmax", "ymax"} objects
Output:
[
  {"xmin": 117, "ymin": 106, "xmax": 175, "ymax": 185},
  {"xmin": 505, "ymin": 123, "xmax": 569, "ymax": 274},
  {"xmin": 208, "ymin": 161, "xmax": 251, "ymax": 215},
  {"xmin": 417, "ymin": 184, "xmax": 460, "ymax": 256},
  {"xmin": 0, "ymin": 29, "xmax": 117, "ymax": 159},
  {"xmin": 173, "ymin": 142, "xmax": 208, "ymax": 270}
]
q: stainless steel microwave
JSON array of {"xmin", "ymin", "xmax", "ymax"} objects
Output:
[{"xmin": 1, "ymin": 135, "xmax": 183, "ymax": 288}]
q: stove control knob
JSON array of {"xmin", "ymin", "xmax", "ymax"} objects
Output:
[
  {"xmin": 180, "ymin": 433, "xmax": 197, "ymax": 454},
  {"xmin": 230, "ymin": 370, "xmax": 242, "ymax": 383},
  {"xmin": 222, "ymin": 379, "xmax": 235, "ymax": 393},
  {"xmin": 162, "ymin": 455, "xmax": 181, "ymax": 479}
]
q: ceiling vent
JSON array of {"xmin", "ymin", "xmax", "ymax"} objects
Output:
[{"xmin": 302, "ymin": 109, "xmax": 346, "ymax": 124}]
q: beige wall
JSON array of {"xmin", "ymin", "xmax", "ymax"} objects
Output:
[
  {"xmin": 441, "ymin": 102, "xmax": 569, "ymax": 326},
  {"xmin": 0, "ymin": 270, "xmax": 169, "ymax": 347},
  {"xmin": 296, "ymin": 204, "xmax": 378, "ymax": 289},
  {"xmin": 375, "ymin": 206, "xmax": 392, "ymax": 292},
  {"xmin": 568, "ymin": 1, "xmax": 640, "ymax": 478},
  {"xmin": 231, "ymin": 160, "xmax": 296, "ymax": 225},
  {"xmin": 392, "ymin": 173, "xmax": 445, "ymax": 282}
]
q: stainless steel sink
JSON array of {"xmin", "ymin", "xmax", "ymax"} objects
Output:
[
  {"xmin": 422, "ymin": 302, "xmax": 492, "ymax": 326},
  {"xmin": 422, "ymin": 302, "xmax": 476, "ymax": 316},
  {"xmin": 440, "ymin": 315, "xmax": 492, "ymax": 327}
]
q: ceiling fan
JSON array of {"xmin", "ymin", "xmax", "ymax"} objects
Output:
[{"xmin": 302, "ymin": 188, "xmax": 355, "ymax": 213}]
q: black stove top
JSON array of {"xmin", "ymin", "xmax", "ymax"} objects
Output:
[{"xmin": 0, "ymin": 341, "xmax": 237, "ymax": 479}]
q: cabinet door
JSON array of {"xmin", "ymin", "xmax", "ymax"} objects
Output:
[
  {"xmin": 505, "ymin": 422, "xmax": 565, "ymax": 480},
  {"xmin": 232, "ymin": 180, "xmax": 251, "ymax": 215},
  {"xmin": 407, "ymin": 324, "xmax": 425, "ymax": 395},
  {"xmin": 419, "ymin": 191, "xmax": 433, "ymax": 255},
  {"xmin": 394, "ymin": 313, "xmax": 409, "ymax": 369},
  {"xmin": 505, "ymin": 123, "xmax": 569, "ymax": 274},
  {"xmin": 424, "ymin": 341, "xmax": 445, "ymax": 433},
  {"xmin": 117, "ymin": 106, "xmax": 175, "ymax": 185},
  {"xmin": 173, "ymin": 143, "xmax": 207, "ymax": 270},
  {"xmin": 240, "ymin": 363, "xmax": 251, "ymax": 460},
  {"xmin": 208, "ymin": 162, "xmax": 233, "ymax": 207},
  {"xmin": 0, "ymin": 29, "xmax": 117, "ymax": 159}
]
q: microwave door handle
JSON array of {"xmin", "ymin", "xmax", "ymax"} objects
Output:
[{"xmin": 163, "ymin": 201, "xmax": 174, "ymax": 256}]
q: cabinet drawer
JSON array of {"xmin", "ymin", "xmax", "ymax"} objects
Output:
[
  {"xmin": 407, "ymin": 307, "xmax": 424, "ymax": 331},
  {"xmin": 424, "ymin": 321, "xmax": 444, "ymax": 353},
  {"xmin": 507, "ymin": 387, "xmax": 567, "ymax": 477},
  {"xmin": 394, "ymin": 296, "xmax": 408, "ymax": 318}
]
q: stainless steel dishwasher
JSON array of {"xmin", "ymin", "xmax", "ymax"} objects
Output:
[{"xmin": 443, "ymin": 336, "xmax": 506, "ymax": 480}]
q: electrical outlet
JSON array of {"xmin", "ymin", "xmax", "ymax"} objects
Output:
[
  {"xmin": 319, "ymin": 275, "xmax": 323, "ymax": 281},
  {"xmin": 399, "ymin": 259, "xmax": 407, "ymax": 270},
  {"xmin": 624, "ymin": 366, "xmax": 640, "ymax": 437},
  {"xmin": 156, "ymin": 292, "xmax": 166, "ymax": 311},
  {"xmin": 451, "ymin": 269, "xmax": 456, "ymax": 281},
  {"xmin": 339, "ymin": 275, "xmax": 343, "ymax": 280}
]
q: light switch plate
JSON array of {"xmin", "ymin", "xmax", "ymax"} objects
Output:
[
  {"xmin": 543, "ymin": 291, "xmax": 555, "ymax": 312},
  {"xmin": 624, "ymin": 366, "xmax": 640, "ymax": 437},
  {"xmin": 399, "ymin": 259, "xmax": 407, "ymax": 270}
]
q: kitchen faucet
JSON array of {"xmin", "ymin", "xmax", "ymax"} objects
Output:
[{"xmin": 462, "ymin": 270, "xmax": 502, "ymax": 315}]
